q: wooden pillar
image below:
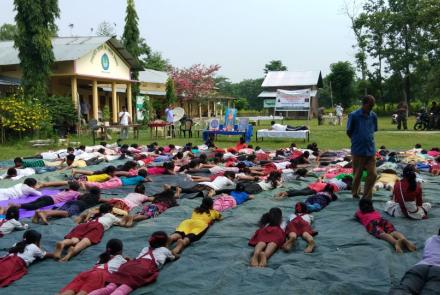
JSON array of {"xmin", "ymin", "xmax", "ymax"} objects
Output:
[
  {"xmin": 127, "ymin": 83, "xmax": 133, "ymax": 119},
  {"xmin": 92, "ymin": 80, "xmax": 99, "ymax": 120},
  {"xmin": 213, "ymin": 101, "xmax": 217, "ymax": 117},
  {"xmin": 112, "ymin": 82, "xmax": 118, "ymax": 123},
  {"xmin": 220, "ymin": 100, "xmax": 223, "ymax": 117},
  {"xmin": 71, "ymin": 76, "xmax": 78, "ymax": 109},
  {"xmin": 198, "ymin": 101, "xmax": 202, "ymax": 118},
  {"xmin": 207, "ymin": 100, "xmax": 211, "ymax": 118},
  {"xmin": 189, "ymin": 101, "xmax": 192, "ymax": 117}
]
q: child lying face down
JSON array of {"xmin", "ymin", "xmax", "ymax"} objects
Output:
[
  {"xmin": 32, "ymin": 188, "xmax": 101, "ymax": 225},
  {"xmin": 355, "ymin": 198, "xmax": 416, "ymax": 253},
  {"xmin": 282, "ymin": 202, "xmax": 317, "ymax": 253},
  {"xmin": 0, "ymin": 206, "xmax": 28, "ymax": 237},
  {"xmin": 0, "ymin": 178, "xmax": 42, "ymax": 201},
  {"xmin": 249, "ymin": 207, "xmax": 285, "ymax": 267}
]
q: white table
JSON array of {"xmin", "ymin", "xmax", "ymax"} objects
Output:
[{"xmin": 256, "ymin": 129, "xmax": 310, "ymax": 142}]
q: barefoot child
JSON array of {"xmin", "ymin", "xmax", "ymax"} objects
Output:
[
  {"xmin": 54, "ymin": 203, "xmax": 124, "ymax": 261},
  {"xmin": 19, "ymin": 181, "xmax": 80, "ymax": 211},
  {"xmin": 32, "ymin": 188, "xmax": 101, "ymax": 225},
  {"xmin": 282, "ymin": 202, "xmax": 317, "ymax": 253},
  {"xmin": 89, "ymin": 231, "xmax": 176, "ymax": 295},
  {"xmin": 168, "ymin": 197, "xmax": 222, "ymax": 255},
  {"xmin": 60, "ymin": 239, "xmax": 127, "ymax": 295},
  {"xmin": 355, "ymin": 198, "xmax": 416, "ymax": 253},
  {"xmin": 0, "ymin": 206, "xmax": 28, "ymax": 237},
  {"xmin": 0, "ymin": 230, "xmax": 54, "ymax": 287},
  {"xmin": 249, "ymin": 207, "xmax": 285, "ymax": 267},
  {"xmin": 120, "ymin": 185, "xmax": 180, "ymax": 227}
]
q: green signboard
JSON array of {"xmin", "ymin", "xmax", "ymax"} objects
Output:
[{"xmin": 263, "ymin": 99, "xmax": 275, "ymax": 108}]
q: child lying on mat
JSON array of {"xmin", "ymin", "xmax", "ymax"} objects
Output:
[
  {"xmin": 276, "ymin": 175, "xmax": 352, "ymax": 199},
  {"xmin": 89, "ymin": 231, "xmax": 176, "ymax": 295},
  {"xmin": 17, "ymin": 181, "xmax": 81, "ymax": 211},
  {"xmin": 54, "ymin": 203, "xmax": 139, "ymax": 261},
  {"xmin": 355, "ymin": 198, "xmax": 416, "ymax": 253},
  {"xmin": 0, "ymin": 206, "xmax": 28, "ymax": 237},
  {"xmin": 119, "ymin": 185, "xmax": 180, "ymax": 226},
  {"xmin": 59, "ymin": 239, "xmax": 127, "ymax": 295},
  {"xmin": 282, "ymin": 202, "xmax": 317, "ymax": 253},
  {"xmin": 249, "ymin": 207, "xmax": 285, "ymax": 267},
  {"xmin": 32, "ymin": 188, "xmax": 101, "ymax": 225},
  {"xmin": 0, "ymin": 178, "xmax": 42, "ymax": 201},
  {"xmin": 0, "ymin": 230, "xmax": 55, "ymax": 287},
  {"xmin": 168, "ymin": 197, "xmax": 222, "ymax": 255}
]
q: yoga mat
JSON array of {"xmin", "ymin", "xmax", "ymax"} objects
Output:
[{"xmin": 0, "ymin": 189, "xmax": 62, "ymax": 219}]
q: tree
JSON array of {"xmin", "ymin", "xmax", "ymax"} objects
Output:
[
  {"xmin": 142, "ymin": 51, "xmax": 170, "ymax": 71},
  {"xmin": 96, "ymin": 21, "xmax": 116, "ymax": 36},
  {"xmin": 122, "ymin": 0, "xmax": 141, "ymax": 109},
  {"xmin": 326, "ymin": 61, "xmax": 356, "ymax": 107},
  {"xmin": 14, "ymin": 0, "xmax": 60, "ymax": 100},
  {"xmin": 264, "ymin": 60, "xmax": 287, "ymax": 73},
  {"xmin": 234, "ymin": 98, "xmax": 249, "ymax": 111},
  {"xmin": 170, "ymin": 64, "xmax": 221, "ymax": 101},
  {"xmin": 165, "ymin": 78, "xmax": 177, "ymax": 105},
  {"xmin": 214, "ymin": 76, "xmax": 264, "ymax": 110},
  {"xmin": 0, "ymin": 23, "xmax": 17, "ymax": 41}
]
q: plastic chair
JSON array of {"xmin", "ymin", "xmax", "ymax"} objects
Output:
[{"xmin": 181, "ymin": 119, "xmax": 193, "ymax": 138}]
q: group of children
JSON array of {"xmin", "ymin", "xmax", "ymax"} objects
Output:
[{"xmin": 0, "ymin": 139, "xmax": 438, "ymax": 293}]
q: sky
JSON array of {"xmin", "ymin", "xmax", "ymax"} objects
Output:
[{"xmin": 0, "ymin": 0, "xmax": 357, "ymax": 82}]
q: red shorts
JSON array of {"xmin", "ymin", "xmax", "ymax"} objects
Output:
[
  {"xmin": 108, "ymin": 258, "xmax": 159, "ymax": 289},
  {"xmin": 0, "ymin": 255, "xmax": 27, "ymax": 287},
  {"xmin": 60, "ymin": 267, "xmax": 109, "ymax": 293},
  {"xmin": 65, "ymin": 221, "xmax": 104, "ymax": 244},
  {"xmin": 249, "ymin": 226, "xmax": 285, "ymax": 248},
  {"xmin": 285, "ymin": 218, "xmax": 316, "ymax": 236}
]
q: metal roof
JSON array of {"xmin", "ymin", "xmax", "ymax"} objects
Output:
[
  {"xmin": 258, "ymin": 91, "xmax": 277, "ymax": 98},
  {"xmin": 261, "ymin": 71, "xmax": 323, "ymax": 87},
  {"xmin": 258, "ymin": 89, "xmax": 318, "ymax": 98},
  {"xmin": 0, "ymin": 36, "xmax": 138, "ymax": 67},
  {"xmin": 139, "ymin": 69, "xmax": 168, "ymax": 84}
]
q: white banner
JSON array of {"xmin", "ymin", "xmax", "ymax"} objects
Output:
[{"xmin": 275, "ymin": 89, "xmax": 311, "ymax": 110}]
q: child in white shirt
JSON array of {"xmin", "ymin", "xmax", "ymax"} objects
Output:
[
  {"xmin": 89, "ymin": 231, "xmax": 176, "ymax": 295},
  {"xmin": 282, "ymin": 202, "xmax": 317, "ymax": 253},
  {"xmin": 0, "ymin": 178, "xmax": 41, "ymax": 201},
  {"xmin": 0, "ymin": 206, "xmax": 28, "ymax": 237},
  {"xmin": 0, "ymin": 230, "xmax": 54, "ymax": 287}
]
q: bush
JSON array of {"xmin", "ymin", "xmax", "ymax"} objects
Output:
[
  {"xmin": 43, "ymin": 96, "xmax": 77, "ymax": 126},
  {"xmin": 0, "ymin": 96, "xmax": 49, "ymax": 134}
]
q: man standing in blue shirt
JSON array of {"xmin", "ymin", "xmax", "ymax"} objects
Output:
[{"xmin": 346, "ymin": 95, "xmax": 378, "ymax": 200}]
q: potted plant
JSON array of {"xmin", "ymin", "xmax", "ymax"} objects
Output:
[{"xmin": 102, "ymin": 105, "xmax": 111, "ymax": 126}]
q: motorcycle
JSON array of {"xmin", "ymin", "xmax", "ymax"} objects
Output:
[{"xmin": 413, "ymin": 111, "xmax": 432, "ymax": 131}]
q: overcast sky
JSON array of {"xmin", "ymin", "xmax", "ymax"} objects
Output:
[{"xmin": 0, "ymin": 0, "xmax": 357, "ymax": 82}]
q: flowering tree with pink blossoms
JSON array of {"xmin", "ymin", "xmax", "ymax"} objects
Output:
[{"xmin": 170, "ymin": 64, "xmax": 221, "ymax": 101}]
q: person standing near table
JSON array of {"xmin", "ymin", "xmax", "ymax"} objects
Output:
[
  {"xmin": 80, "ymin": 98, "xmax": 90, "ymax": 123},
  {"xmin": 119, "ymin": 106, "xmax": 131, "ymax": 140},
  {"xmin": 346, "ymin": 95, "xmax": 378, "ymax": 200},
  {"xmin": 396, "ymin": 100, "xmax": 408, "ymax": 130},
  {"xmin": 165, "ymin": 104, "xmax": 175, "ymax": 137},
  {"xmin": 335, "ymin": 104, "xmax": 344, "ymax": 126}
]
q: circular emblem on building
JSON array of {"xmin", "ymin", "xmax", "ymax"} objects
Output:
[{"xmin": 101, "ymin": 53, "xmax": 110, "ymax": 70}]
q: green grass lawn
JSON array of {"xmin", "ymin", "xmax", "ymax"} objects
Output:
[{"xmin": 0, "ymin": 116, "xmax": 439, "ymax": 161}]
